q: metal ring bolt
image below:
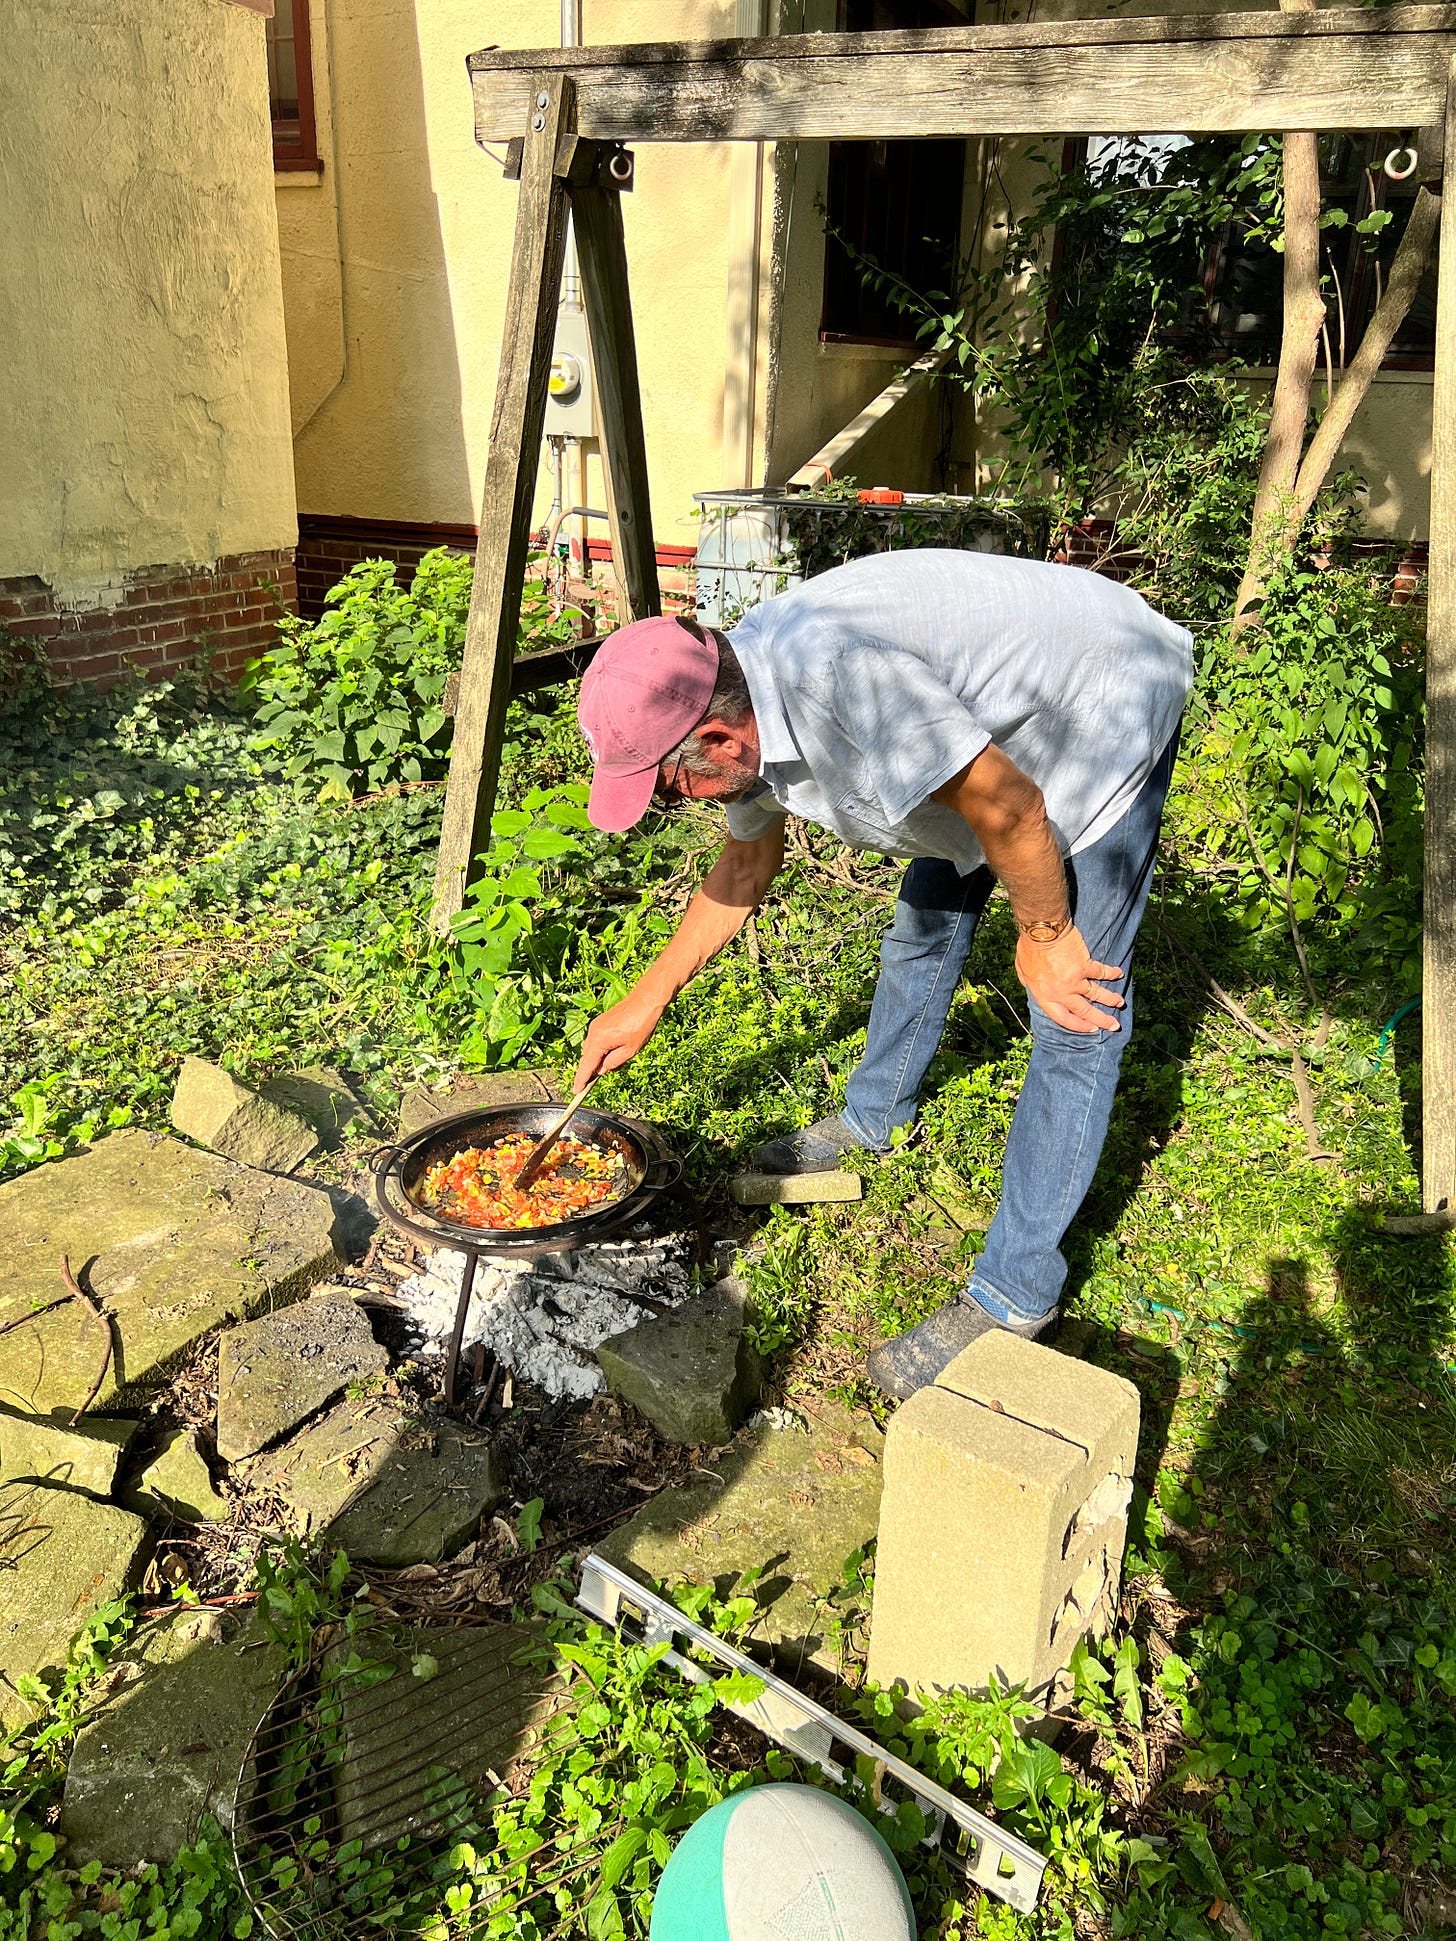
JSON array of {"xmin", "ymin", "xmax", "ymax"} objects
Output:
[{"xmin": 1384, "ymin": 146, "xmax": 1419, "ymax": 182}]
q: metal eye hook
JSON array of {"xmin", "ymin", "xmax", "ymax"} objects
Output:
[{"xmin": 1384, "ymin": 145, "xmax": 1419, "ymax": 182}]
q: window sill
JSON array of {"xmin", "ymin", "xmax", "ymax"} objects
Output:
[
  {"xmin": 274, "ymin": 162, "xmax": 325, "ymax": 185},
  {"xmin": 816, "ymin": 339, "xmax": 919, "ymax": 363}
]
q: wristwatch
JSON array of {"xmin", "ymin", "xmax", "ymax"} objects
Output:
[{"xmin": 1018, "ymin": 912, "xmax": 1073, "ymax": 945}]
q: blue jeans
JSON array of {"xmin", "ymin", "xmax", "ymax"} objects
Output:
[{"xmin": 842, "ymin": 732, "xmax": 1179, "ymax": 1322}]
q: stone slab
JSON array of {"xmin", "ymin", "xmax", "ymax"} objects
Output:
[
  {"xmin": 0, "ymin": 1131, "xmax": 342, "ymax": 1415},
  {"xmin": 259, "ymin": 1066, "xmax": 370, "ymax": 1151},
  {"xmin": 60, "ymin": 1607, "xmax": 288, "ymax": 1865},
  {"xmin": 595, "ymin": 1277, "xmax": 762, "ymax": 1446},
  {"xmin": 131, "ymin": 1430, "xmax": 230, "ymax": 1523},
  {"xmin": 730, "ymin": 1170, "xmax": 862, "ymax": 1206},
  {"xmin": 0, "ymin": 1407, "xmax": 139, "ymax": 1498},
  {"xmin": 326, "ymin": 1625, "xmax": 562, "ymax": 1850},
  {"xmin": 216, "ymin": 1296, "xmax": 388, "ymax": 1461},
  {"xmin": 248, "ymin": 1399, "xmax": 505, "ymax": 1567},
  {"xmin": 598, "ymin": 1409, "xmax": 883, "ymax": 1673},
  {"xmin": 0, "ymin": 1480, "xmax": 151, "ymax": 1729},
  {"xmin": 397, "ymin": 1070, "xmax": 559, "ymax": 1139},
  {"xmin": 171, "ymin": 1057, "xmax": 318, "ymax": 1174}
]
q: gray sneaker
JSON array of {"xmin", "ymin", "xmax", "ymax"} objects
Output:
[
  {"xmin": 749, "ymin": 1112, "xmax": 877, "ymax": 1176},
  {"xmin": 866, "ymin": 1291, "xmax": 1057, "ymax": 1402}
]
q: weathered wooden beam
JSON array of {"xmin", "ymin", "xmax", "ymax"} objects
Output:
[
  {"xmin": 1423, "ymin": 56, "xmax": 1456, "ymax": 1212},
  {"xmin": 431, "ymin": 75, "xmax": 575, "ymax": 937},
  {"xmin": 470, "ymin": 7, "xmax": 1456, "ymax": 142},
  {"xmin": 569, "ymin": 152, "xmax": 662, "ymax": 622}
]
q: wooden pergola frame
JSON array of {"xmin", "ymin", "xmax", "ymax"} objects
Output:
[{"xmin": 435, "ymin": 7, "xmax": 1456, "ymax": 1215}]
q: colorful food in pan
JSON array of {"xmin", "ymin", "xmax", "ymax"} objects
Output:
[{"xmin": 417, "ymin": 1134, "xmax": 626, "ymax": 1230}]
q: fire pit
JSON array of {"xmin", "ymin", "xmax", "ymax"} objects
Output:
[{"xmin": 371, "ymin": 1102, "xmax": 680, "ymax": 1405}]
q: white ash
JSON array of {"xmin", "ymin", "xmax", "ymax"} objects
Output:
[{"xmin": 395, "ymin": 1237, "xmax": 692, "ymax": 1400}]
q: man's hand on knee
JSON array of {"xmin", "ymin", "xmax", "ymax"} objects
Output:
[{"xmin": 1015, "ymin": 925, "xmax": 1125, "ymax": 1034}]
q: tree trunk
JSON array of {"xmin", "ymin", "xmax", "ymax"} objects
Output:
[
  {"xmin": 1231, "ymin": 123, "xmax": 1326, "ymax": 627},
  {"xmin": 1280, "ymin": 185, "xmax": 1442, "ymax": 542}
]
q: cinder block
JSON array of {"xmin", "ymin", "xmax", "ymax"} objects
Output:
[
  {"xmin": 867, "ymin": 1334, "xmax": 1138, "ymax": 1708},
  {"xmin": 730, "ymin": 1170, "xmax": 862, "ymax": 1206}
]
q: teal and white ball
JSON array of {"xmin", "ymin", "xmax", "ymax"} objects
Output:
[{"xmin": 649, "ymin": 1783, "xmax": 916, "ymax": 1941}]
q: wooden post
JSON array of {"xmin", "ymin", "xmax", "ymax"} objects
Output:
[
  {"xmin": 570, "ymin": 153, "xmax": 662, "ymax": 621},
  {"xmin": 1424, "ymin": 55, "xmax": 1456, "ymax": 1209},
  {"xmin": 431, "ymin": 75, "xmax": 576, "ymax": 935}
]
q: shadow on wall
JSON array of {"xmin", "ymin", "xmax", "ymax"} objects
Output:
[{"xmin": 285, "ymin": 0, "xmax": 473, "ymax": 529}]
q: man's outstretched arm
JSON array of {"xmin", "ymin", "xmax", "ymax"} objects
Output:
[
  {"xmin": 932, "ymin": 746, "xmax": 1126, "ymax": 1035},
  {"xmin": 573, "ymin": 823, "xmax": 786, "ymax": 1087}
]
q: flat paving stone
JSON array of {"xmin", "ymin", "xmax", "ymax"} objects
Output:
[
  {"xmin": 596, "ymin": 1276, "xmax": 762, "ymax": 1445},
  {"xmin": 598, "ymin": 1402, "xmax": 884, "ymax": 1675},
  {"xmin": 0, "ymin": 1479, "xmax": 150, "ymax": 1730},
  {"xmin": 0, "ymin": 1406, "xmax": 139, "ymax": 1498},
  {"xmin": 0, "ymin": 1131, "xmax": 342, "ymax": 1416},
  {"xmin": 216, "ymin": 1297, "xmax": 387, "ymax": 1461},
  {"xmin": 60, "ymin": 1607, "xmax": 288, "ymax": 1865},
  {"xmin": 130, "ymin": 1430, "xmax": 230, "ymax": 1523},
  {"xmin": 170, "ymin": 1057, "xmax": 318, "ymax": 1173},
  {"xmin": 247, "ymin": 1400, "xmax": 505, "ymax": 1567}
]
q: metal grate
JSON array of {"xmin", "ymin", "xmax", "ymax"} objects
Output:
[{"xmin": 233, "ymin": 1621, "xmax": 610, "ymax": 1941}]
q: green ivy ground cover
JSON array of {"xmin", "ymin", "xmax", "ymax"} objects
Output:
[{"xmin": 2, "ymin": 541, "xmax": 1454, "ymax": 1937}]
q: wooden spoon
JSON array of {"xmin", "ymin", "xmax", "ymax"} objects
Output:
[{"xmin": 512, "ymin": 1078, "xmax": 597, "ymax": 1194}]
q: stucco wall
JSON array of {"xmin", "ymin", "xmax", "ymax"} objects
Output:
[
  {"xmin": 0, "ymin": 0, "xmax": 297, "ymax": 599},
  {"xmin": 277, "ymin": 0, "xmax": 743, "ymax": 556}
]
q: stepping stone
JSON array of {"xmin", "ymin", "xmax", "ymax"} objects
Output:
[
  {"xmin": 0, "ymin": 1130, "xmax": 342, "ymax": 1416},
  {"xmin": 59, "ymin": 1606, "xmax": 288, "ymax": 1865},
  {"xmin": 130, "ymin": 1430, "xmax": 229, "ymax": 1523},
  {"xmin": 322, "ymin": 1625, "xmax": 562, "ymax": 1850},
  {"xmin": 597, "ymin": 1404, "xmax": 884, "ymax": 1675},
  {"xmin": 596, "ymin": 1276, "xmax": 762, "ymax": 1445},
  {"xmin": 260, "ymin": 1066, "xmax": 371, "ymax": 1151},
  {"xmin": 247, "ymin": 1399, "xmax": 504, "ymax": 1567},
  {"xmin": 0, "ymin": 1480, "xmax": 150, "ymax": 1730},
  {"xmin": 171, "ymin": 1057, "xmax": 318, "ymax": 1174},
  {"xmin": 731, "ymin": 1170, "xmax": 862, "ymax": 1205},
  {"xmin": 0, "ymin": 1406, "xmax": 138, "ymax": 1498},
  {"xmin": 397, "ymin": 1069, "xmax": 559, "ymax": 1138},
  {"xmin": 216, "ymin": 1297, "xmax": 387, "ymax": 1461}
]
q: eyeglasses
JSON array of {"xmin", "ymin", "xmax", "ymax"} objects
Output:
[{"xmin": 655, "ymin": 752, "xmax": 688, "ymax": 808}]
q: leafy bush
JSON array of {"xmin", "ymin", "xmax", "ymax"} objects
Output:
[
  {"xmin": 243, "ymin": 551, "xmax": 578, "ymax": 805},
  {"xmin": 244, "ymin": 550, "xmax": 472, "ymax": 802},
  {"xmin": 1179, "ymin": 564, "xmax": 1425, "ymax": 990}
]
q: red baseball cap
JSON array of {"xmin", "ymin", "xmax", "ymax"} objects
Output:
[{"xmin": 578, "ymin": 616, "xmax": 720, "ymax": 831}]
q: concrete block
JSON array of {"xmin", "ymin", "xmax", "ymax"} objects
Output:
[
  {"xmin": 867, "ymin": 1334, "xmax": 1138, "ymax": 1708},
  {"xmin": 731, "ymin": 1170, "xmax": 862, "ymax": 1206},
  {"xmin": 596, "ymin": 1277, "xmax": 762, "ymax": 1445}
]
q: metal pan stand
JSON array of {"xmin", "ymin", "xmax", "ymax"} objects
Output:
[{"xmin": 576, "ymin": 1552, "xmax": 1046, "ymax": 1914}]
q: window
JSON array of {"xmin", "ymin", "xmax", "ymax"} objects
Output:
[
  {"xmin": 819, "ymin": 0, "xmax": 968, "ymax": 346},
  {"xmin": 1081, "ymin": 132, "xmax": 1435, "ymax": 372},
  {"xmin": 266, "ymin": 0, "xmax": 319, "ymax": 172}
]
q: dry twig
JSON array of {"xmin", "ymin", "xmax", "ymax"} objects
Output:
[{"xmin": 60, "ymin": 1256, "xmax": 114, "ymax": 1426}]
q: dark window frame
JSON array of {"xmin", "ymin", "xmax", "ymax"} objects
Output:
[
  {"xmin": 1063, "ymin": 132, "xmax": 1435, "ymax": 375},
  {"xmin": 267, "ymin": 0, "xmax": 320, "ymax": 174},
  {"xmin": 819, "ymin": 0, "xmax": 970, "ymax": 349}
]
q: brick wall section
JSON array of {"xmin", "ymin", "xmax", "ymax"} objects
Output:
[
  {"xmin": 0, "ymin": 550, "xmax": 297, "ymax": 689},
  {"xmin": 296, "ymin": 514, "xmax": 477, "ymax": 618}
]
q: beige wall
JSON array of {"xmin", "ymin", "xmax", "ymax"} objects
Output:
[
  {"xmin": 277, "ymin": 0, "xmax": 747, "ymax": 556},
  {"xmin": 0, "ymin": 0, "xmax": 296, "ymax": 598}
]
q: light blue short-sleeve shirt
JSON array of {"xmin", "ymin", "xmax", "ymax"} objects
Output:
[{"xmin": 723, "ymin": 549, "xmax": 1193, "ymax": 873}]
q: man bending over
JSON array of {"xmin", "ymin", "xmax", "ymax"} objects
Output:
[{"xmin": 572, "ymin": 548, "xmax": 1192, "ymax": 1399}]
